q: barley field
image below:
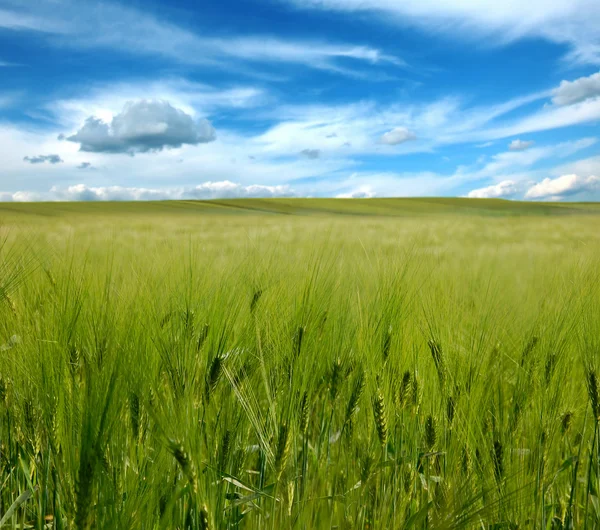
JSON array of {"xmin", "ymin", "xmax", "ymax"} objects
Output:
[{"xmin": 1, "ymin": 198, "xmax": 600, "ymax": 529}]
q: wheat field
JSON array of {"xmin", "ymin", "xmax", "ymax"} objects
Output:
[{"xmin": 1, "ymin": 198, "xmax": 600, "ymax": 529}]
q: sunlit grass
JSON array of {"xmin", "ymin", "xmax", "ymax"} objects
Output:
[{"xmin": 0, "ymin": 198, "xmax": 599, "ymax": 528}]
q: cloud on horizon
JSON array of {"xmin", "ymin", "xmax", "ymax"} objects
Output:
[
  {"xmin": 0, "ymin": 181, "xmax": 296, "ymax": 202},
  {"xmin": 467, "ymin": 172, "xmax": 600, "ymax": 200},
  {"xmin": 467, "ymin": 180, "xmax": 520, "ymax": 199},
  {"xmin": 525, "ymin": 173, "xmax": 600, "ymax": 199}
]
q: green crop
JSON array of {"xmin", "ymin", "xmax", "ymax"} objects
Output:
[{"xmin": 0, "ymin": 198, "xmax": 599, "ymax": 528}]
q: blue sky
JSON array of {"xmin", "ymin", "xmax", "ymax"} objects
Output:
[{"xmin": 1, "ymin": 0, "xmax": 600, "ymax": 201}]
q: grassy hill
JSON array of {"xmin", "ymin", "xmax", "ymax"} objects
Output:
[{"xmin": 1, "ymin": 197, "xmax": 600, "ymax": 221}]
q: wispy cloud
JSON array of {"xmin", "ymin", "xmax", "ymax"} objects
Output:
[
  {"xmin": 0, "ymin": 6, "xmax": 65, "ymax": 32},
  {"xmin": 472, "ymin": 97, "xmax": 600, "ymax": 142},
  {"xmin": 250, "ymin": 84, "xmax": 590, "ymax": 158},
  {"xmin": 0, "ymin": 1, "xmax": 405, "ymax": 77},
  {"xmin": 458, "ymin": 137, "xmax": 597, "ymax": 181},
  {"xmin": 282, "ymin": 0, "xmax": 600, "ymax": 65}
]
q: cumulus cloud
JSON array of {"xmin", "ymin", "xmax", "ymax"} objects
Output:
[
  {"xmin": 0, "ymin": 181, "xmax": 295, "ymax": 202},
  {"xmin": 552, "ymin": 72, "xmax": 600, "ymax": 106},
  {"xmin": 77, "ymin": 162, "xmax": 92, "ymax": 169},
  {"xmin": 66, "ymin": 100, "xmax": 215, "ymax": 154},
  {"xmin": 23, "ymin": 154, "xmax": 63, "ymax": 164},
  {"xmin": 525, "ymin": 174, "xmax": 600, "ymax": 199},
  {"xmin": 467, "ymin": 180, "xmax": 519, "ymax": 199},
  {"xmin": 380, "ymin": 127, "xmax": 416, "ymax": 145},
  {"xmin": 300, "ymin": 149, "xmax": 321, "ymax": 159},
  {"xmin": 508, "ymin": 139, "xmax": 535, "ymax": 151}
]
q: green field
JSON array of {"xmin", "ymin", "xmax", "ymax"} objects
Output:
[{"xmin": 1, "ymin": 198, "xmax": 600, "ymax": 529}]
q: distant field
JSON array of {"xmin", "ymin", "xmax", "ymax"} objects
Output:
[
  {"xmin": 2, "ymin": 197, "xmax": 600, "ymax": 218},
  {"xmin": 1, "ymin": 198, "xmax": 600, "ymax": 528}
]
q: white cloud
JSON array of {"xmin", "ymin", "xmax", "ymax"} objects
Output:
[
  {"xmin": 211, "ymin": 39, "xmax": 404, "ymax": 72},
  {"xmin": 508, "ymin": 139, "xmax": 534, "ymax": 151},
  {"xmin": 467, "ymin": 180, "xmax": 519, "ymax": 198},
  {"xmin": 525, "ymin": 173, "xmax": 600, "ymax": 199},
  {"xmin": 283, "ymin": 0, "xmax": 600, "ymax": 65},
  {"xmin": 380, "ymin": 127, "xmax": 416, "ymax": 145},
  {"xmin": 552, "ymin": 71, "xmax": 600, "ymax": 106},
  {"xmin": 336, "ymin": 186, "xmax": 376, "ymax": 198},
  {"xmin": 0, "ymin": 181, "xmax": 296, "ymax": 202},
  {"xmin": 66, "ymin": 100, "xmax": 215, "ymax": 154}
]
